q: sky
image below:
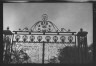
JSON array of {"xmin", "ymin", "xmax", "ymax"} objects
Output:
[{"xmin": 3, "ymin": 3, "xmax": 93, "ymax": 45}]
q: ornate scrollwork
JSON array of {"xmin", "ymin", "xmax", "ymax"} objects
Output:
[
  {"xmin": 60, "ymin": 36, "xmax": 66, "ymax": 43},
  {"xmin": 30, "ymin": 35, "xmax": 35, "ymax": 42},
  {"xmin": 80, "ymin": 37, "xmax": 84, "ymax": 41},
  {"xmin": 6, "ymin": 36, "xmax": 10, "ymax": 41},
  {"xmin": 30, "ymin": 14, "xmax": 60, "ymax": 32},
  {"xmin": 68, "ymin": 36, "xmax": 73, "ymax": 43},
  {"xmin": 45, "ymin": 36, "xmax": 51, "ymax": 42},
  {"xmin": 22, "ymin": 35, "xmax": 28, "ymax": 42},
  {"xmin": 53, "ymin": 36, "xmax": 58, "ymax": 42},
  {"xmin": 15, "ymin": 35, "xmax": 20, "ymax": 42},
  {"xmin": 42, "ymin": 14, "xmax": 48, "ymax": 21},
  {"xmin": 37, "ymin": 36, "xmax": 42, "ymax": 42},
  {"xmin": 80, "ymin": 37, "xmax": 84, "ymax": 44}
]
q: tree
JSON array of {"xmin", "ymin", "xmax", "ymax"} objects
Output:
[
  {"xmin": 58, "ymin": 46, "xmax": 78, "ymax": 63},
  {"xmin": 58, "ymin": 46, "xmax": 93, "ymax": 63}
]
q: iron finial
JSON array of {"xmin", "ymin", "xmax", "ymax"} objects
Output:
[
  {"xmin": 42, "ymin": 14, "xmax": 48, "ymax": 21},
  {"xmin": 7, "ymin": 26, "xmax": 9, "ymax": 30}
]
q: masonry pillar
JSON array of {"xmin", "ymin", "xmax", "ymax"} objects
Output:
[
  {"xmin": 3, "ymin": 27, "xmax": 13, "ymax": 63},
  {"xmin": 77, "ymin": 28, "xmax": 88, "ymax": 63}
]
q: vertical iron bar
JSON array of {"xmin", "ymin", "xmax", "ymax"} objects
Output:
[
  {"xmin": 75, "ymin": 35, "xmax": 76, "ymax": 46},
  {"xmin": 42, "ymin": 41, "xmax": 45, "ymax": 64}
]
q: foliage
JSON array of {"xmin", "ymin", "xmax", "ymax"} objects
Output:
[
  {"xmin": 48, "ymin": 56, "xmax": 59, "ymax": 63},
  {"xmin": 58, "ymin": 46, "xmax": 93, "ymax": 63},
  {"xmin": 10, "ymin": 50, "xmax": 30, "ymax": 63}
]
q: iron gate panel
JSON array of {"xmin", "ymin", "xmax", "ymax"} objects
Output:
[
  {"xmin": 12, "ymin": 42, "xmax": 43, "ymax": 63},
  {"xmin": 44, "ymin": 43, "xmax": 76, "ymax": 63},
  {"xmin": 12, "ymin": 34, "xmax": 76, "ymax": 63},
  {"xmin": 44, "ymin": 43, "xmax": 66, "ymax": 63},
  {"xmin": 12, "ymin": 33, "xmax": 76, "ymax": 63}
]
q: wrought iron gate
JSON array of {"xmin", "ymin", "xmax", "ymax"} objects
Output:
[
  {"xmin": 11, "ymin": 14, "xmax": 76, "ymax": 63},
  {"xmin": 12, "ymin": 33, "xmax": 76, "ymax": 63},
  {"xmin": 3, "ymin": 14, "xmax": 88, "ymax": 64}
]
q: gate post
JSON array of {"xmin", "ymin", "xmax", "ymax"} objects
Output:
[
  {"xmin": 3, "ymin": 27, "xmax": 13, "ymax": 63},
  {"xmin": 77, "ymin": 28, "xmax": 88, "ymax": 63}
]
